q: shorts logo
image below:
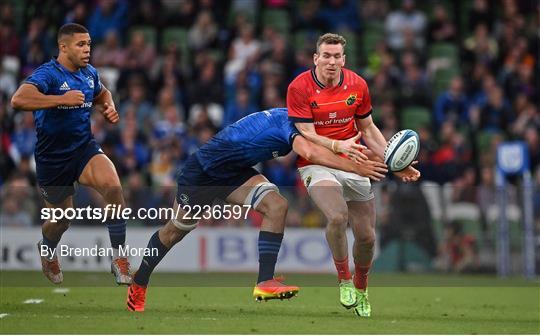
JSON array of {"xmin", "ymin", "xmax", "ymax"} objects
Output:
[
  {"xmin": 179, "ymin": 194, "xmax": 189, "ymax": 205},
  {"xmin": 39, "ymin": 187, "xmax": 48, "ymax": 198},
  {"xmin": 346, "ymin": 93, "xmax": 357, "ymax": 106},
  {"xmin": 305, "ymin": 176, "xmax": 312, "ymax": 187},
  {"xmin": 272, "ymin": 151, "xmax": 279, "ymax": 158}
]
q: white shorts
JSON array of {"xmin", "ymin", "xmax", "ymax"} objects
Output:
[{"xmin": 298, "ymin": 165, "xmax": 374, "ymax": 202}]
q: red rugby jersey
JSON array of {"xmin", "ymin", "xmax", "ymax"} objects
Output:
[{"xmin": 287, "ymin": 68, "xmax": 373, "ymax": 167}]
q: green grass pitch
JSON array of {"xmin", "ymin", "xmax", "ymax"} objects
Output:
[{"xmin": 1, "ymin": 271, "xmax": 539, "ymax": 334}]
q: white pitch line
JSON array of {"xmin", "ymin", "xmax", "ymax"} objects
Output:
[
  {"xmin": 23, "ymin": 299, "xmax": 44, "ymax": 304},
  {"xmin": 52, "ymin": 288, "xmax": 70, "ymax": 294},
  {"xmin": 0, "ymin": 313, "xmax": 9, "ymax": 319}
]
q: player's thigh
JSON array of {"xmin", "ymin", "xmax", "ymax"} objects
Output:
[
  {"xmin": 299, "ymin": 165, "xmax": 348, "ymax": 223},
  {"xmin": 44, "ymin": 195, "xmax": 74, "ymax": 210},
  {"xmin": 78, "ymin": 154, "xmax": 121, "ymax": 189},
  {"xmin": 347, "ymin": 199, "xmax": 376, "ymax": 240}
]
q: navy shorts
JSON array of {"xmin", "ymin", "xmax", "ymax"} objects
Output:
[
  {"xmin": 36, "ymin": 139, "xmax": 103, "ymax": 204},
  {"xmin": 176, "ymin": 155, "xmax": 259, "ymax": 207}
]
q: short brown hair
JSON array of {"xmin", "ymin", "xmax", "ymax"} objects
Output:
[{"xmin": 316, "ymin": 33, "xmax": 346, "ymax": 54}]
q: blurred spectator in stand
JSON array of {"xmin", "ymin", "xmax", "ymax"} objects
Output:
[
  {"xmin": 434, "ymin": 220, "xmax": 479, "ymax": 273},
  {"xmin": 293, "ymin": 0, "xmax": 327, "ymax": 31},
  {"xmin": 9, "ymin": 112, "xmax": 36, "ymax": 166},
  {"xmin": 123, "ymin": 30, "xmax": 157, "ymax": 72},
  {"xmin": 398, "ymin": 51, "xmax": 431, "ymax": 108},
  {"xmin": 119, "ymin": 79, "xmax": 153, "ymax": 134},
  {"xmin": 468, "ymin": 0, "xmax": 494, "ymax": 33},
  {"xmin": 318, "ymin": 0, "xmax": 360, "ymax": 32},
  {"xmin": 427, "ymin": 4, "xmax": 456, "ymax": 43},
  {"xmin": 478, "ymin": 86, "xmax": 514, "ymax": 132},
  {"xmin": 164, "ymin": 0, "xmax": 196, "ymax": 28},
  {"xmin": 463, "ymin": 23, "xmax": 498, "ymax": 70},
  {"xmin": 0, "ymin": 22, "xmax": 20, "ymax": 58},
  {"xmin": 92, "ymin": 30, "xmax": 126, "ymax": 68},
  {"xmin": 188, "ymin": 10, "xmax": 218, "ymax": 51},
  {"xmin": 452, "ymin": 166, "xmax": 477, "ymax": 203},
  {"xmin": 434, "ymin": 76, "xmax": 468, "ymax": 130},
  {"xmin": 385, "ymin": 0, "xmax": 427, "ymax": 51},
  {"xmin": 129, "ymin": 0, "xmax": 163, "ymax": 28},
  {"xmin": 87, "ymin": 0, "xmax": 128, "ymax": 44},
  {"xmin": 64, "ymin": 2, "xmax": 88, "ymax": 25},
  {"xmin": 224, "ymin": 23, "xmax": 261, "ymax": 83},
  {"xmin": 223, "ymin": 87, "xmax": 258, "ymax": 127}
]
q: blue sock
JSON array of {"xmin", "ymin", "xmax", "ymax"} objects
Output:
[
  {"xmin": 134, "ymin": 231, "xmax": 169, "ymax": 286},
  {"xmin": 257, "ymin": 231, "xmax": 283, "ymax": 283},
  {"xmin": 106, "ymin": 219, "xmax": 126, "ymax": 249},
  {"xmin": 41, "ymin": 234, "xmax": 59, "ymax": 258}
]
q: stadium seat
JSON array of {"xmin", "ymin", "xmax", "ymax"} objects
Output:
[
  {"xmin": 420, "ymin": 181, "xmax": 443, "ymax": 221},
  {"xmin": 161, "ymin": 27, "xmax": 190, "ymax": 66},
  {"xmin": 361, "ymin": 29, "xmax": 385, "ymax": 64},
  {"xmin": 401, "ymin": 106, "xmax": 432, "ymax": 130},
  {"xmin": 429, "ymin": 42, "xmax": 459, "ymax": 65},
  {"xmin": 262, "ymin": 9, "xmax": 290, "ymax": 34},
  {"xmin": 432, "ymin": 67, "xmax": 460, "ymax": 97},
  {"xmin": 129, "ymin": 26, "xmax": 157, "ymax": 49}
]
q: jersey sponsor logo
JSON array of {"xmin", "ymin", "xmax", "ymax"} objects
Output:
[
  {"xmin": 310, "ymin": 101, "xmax": 319, "ymax": 109},
  {"xmin": 346, "ymin": 93, "xmax": 357, "ymax": 106},
  {"xmin": 59, "ymin": 81, "xmax": 70, "ymax": 91},
  {"xmin": 57, "ymin": 101, "xmax": 93, "ymax": 109},
  {"xmin": 313, "ymin": 116, "xmax": 354, "ymax": 126},
  {"xmin": 329, "ymin": 112, "xmax": 337, "ymax": 119},
  {"xmin": 86, "ymin": 76, "xmax": 94, "ymax": 89}
]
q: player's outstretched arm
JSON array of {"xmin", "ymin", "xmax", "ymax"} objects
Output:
[
  {"xmin": 11, "ymin": 84, "xmax": 84, "ymax": 111},
  {"xmin": 93, "ymin": 86, "xmax": 119, "ymax": 123},
  {"xmin": 355, "ymin": 115, "xmax": 387, "ymax": 161},
  {"xmin": 292, "ymin": 136, "xmax": 387, "ymax": 181}
]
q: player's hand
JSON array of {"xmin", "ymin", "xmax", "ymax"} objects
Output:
[
  {"xmin": 338, "ymin": 133, "xmax": 368, "ymax": 161},
  {"xmin": 353, "ymin": 159, "xmax": 388, "ymax": 181},
  {"xmin": 102, "ymin": 102, "xmax": 119, "ymax": 124},
  {"xmin": 393, "ymin": 161, "xmax": 421, "ymax": 183},
  {"xmin": 61, "ymin": 90, "xmax": 85, "ymax": 106}
]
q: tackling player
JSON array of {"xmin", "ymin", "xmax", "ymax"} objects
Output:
[
  {"xmin": 11, "ymin": 23, "xmax": 131, "ymax": 285},
  {"xmin": 287, "ymin": 33, "xmax": 420, "ymax": 317},
  {"xmin": 126, "ymin": 108, "xmax": 388, "ymax": 312}
]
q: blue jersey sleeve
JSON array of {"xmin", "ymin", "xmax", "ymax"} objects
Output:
[
  {"xmin": 282, "ymin": 121, "xmax": 300, "ymax": 146},
  {"xmin": 24, "ymin": 66, "xmax": 55, "ymax": 94}
]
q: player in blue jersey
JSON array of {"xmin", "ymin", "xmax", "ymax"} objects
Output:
[
  {"xmin": 11, "ymin": 23, "xmax": 131, "ymax": 285},
  {"xmin": 126, "ymin": 108, "xmax": 388, "ymax": 311}
]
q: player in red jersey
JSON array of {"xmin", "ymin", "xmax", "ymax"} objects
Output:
[{"xmin": 287, "ymin": 33, "xmax": 420, "ymax": 317}]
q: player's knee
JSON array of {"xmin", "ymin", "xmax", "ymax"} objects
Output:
[
  {"xmin": 48, "ymin": 219, "xmax": 70, "ymax": 232},
  {"xmin": 258, "ymin": 192, "xmax": 288, "ymax": 219},
  {"xmin": 326, "ymin": 211, "xmax": 348, "ymax": 229},
  {"xmin": 356, "ymin": 232, "xmax": 376, "ymax": 247},
  {"xmin": 160, "ymin": 221, "xmax": 191, "ymax": 247}
]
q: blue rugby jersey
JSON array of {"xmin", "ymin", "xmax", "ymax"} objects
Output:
[
  {"xmin": 195, "ymin": 108, "xmax": 300, "ymax": 177},
  {"xmin": 24, "ymin": 58, "xmax": 102, "ymax": 163}
]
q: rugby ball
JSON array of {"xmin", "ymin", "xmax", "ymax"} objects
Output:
[{"xmin": 384, "ymin": 129, "xmax": 420, "ymax": 172}]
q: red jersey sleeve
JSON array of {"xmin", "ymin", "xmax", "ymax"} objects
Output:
[
  {"xmin": 287, "ymin": 85, "xmax": 313, "ymax": 122},
  {"xmin": 355, "ymin": 82, "xmax": 373, "ymax": 119}
]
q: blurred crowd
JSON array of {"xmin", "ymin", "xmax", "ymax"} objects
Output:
[{"xmin": 0, "ymin": 0, "xmax": 539, "ymax": 243}]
